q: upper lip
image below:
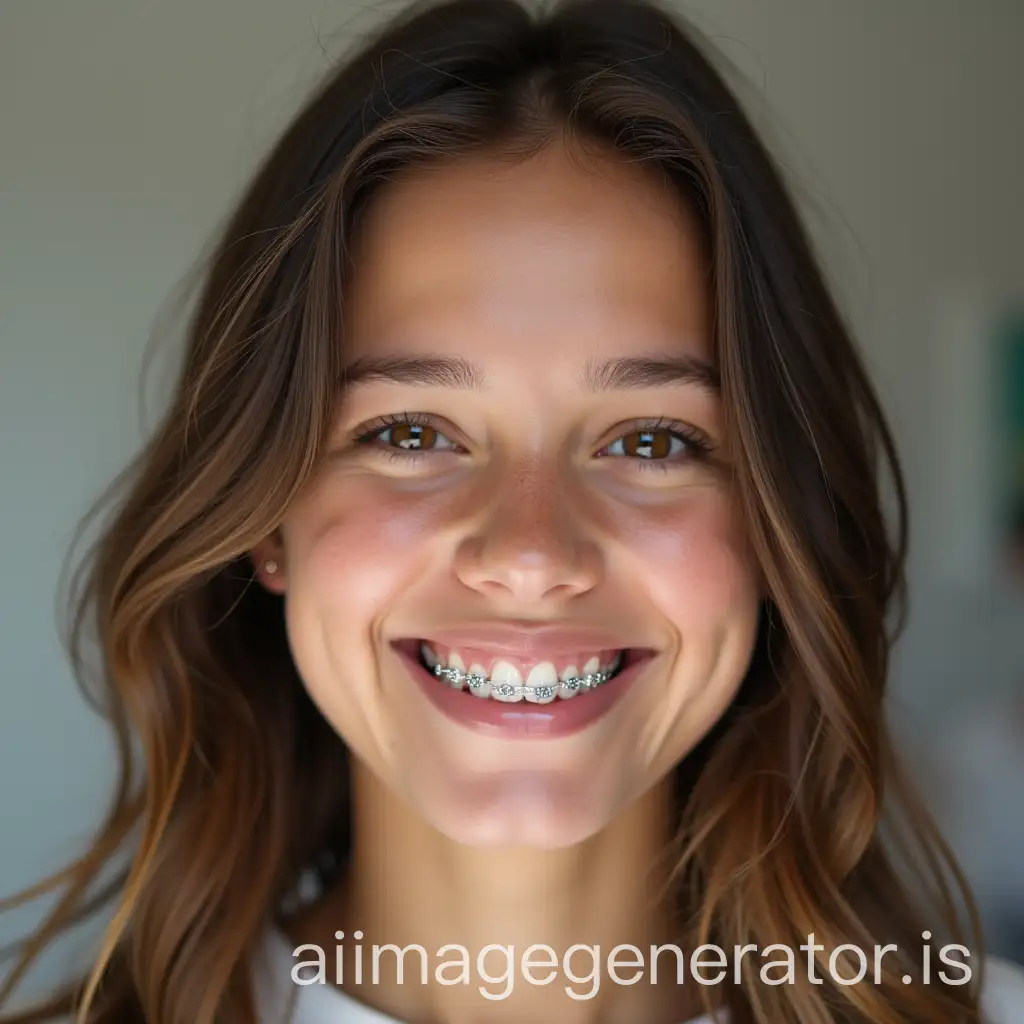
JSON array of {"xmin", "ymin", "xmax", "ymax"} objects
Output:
[{"xmin": 411, "ymin": 623, "xmax": 645, "ymax": 659}]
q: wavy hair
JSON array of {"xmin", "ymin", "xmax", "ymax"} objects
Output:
[{"xmin": 0, "ymin": 0, "xmax": 985, "ymax": 1021}]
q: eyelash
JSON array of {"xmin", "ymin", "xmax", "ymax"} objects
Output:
[
  {"xmin": 353, "ymin": 412, "xmax": 714, "ymax": 471},
  {"xmin": 596, "ymin": 417, "xmax": 714, "ymax": 472},
  {"xmin": 353, "ymin": 412, "xmax": 465, "ymax": 463}
]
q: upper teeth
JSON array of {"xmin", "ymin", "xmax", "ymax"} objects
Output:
[{"xmin": 421, "ymin": 643, "xmax": 621, "ymax": 703}]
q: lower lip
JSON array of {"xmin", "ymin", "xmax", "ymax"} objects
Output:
[{"xmin": 395, "ymin": 645, "xmax": 650, "ymax": 739}]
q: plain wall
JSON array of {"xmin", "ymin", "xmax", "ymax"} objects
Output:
[{"xmin": 2, "ymin": 0, "xmax": 1022, "ymax": 992}]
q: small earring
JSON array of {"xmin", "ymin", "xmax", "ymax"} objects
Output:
[{"xmin": 264, "ymin": 560, "xmax": 278, "ymax": 575}]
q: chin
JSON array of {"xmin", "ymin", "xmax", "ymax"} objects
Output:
[{"xmin": 404, "ymin": 764, "xmax": 640, "ymax": 849}]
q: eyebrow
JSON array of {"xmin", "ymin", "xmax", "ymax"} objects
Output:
[
  {"xmin": 580, "ymin": 354, "xmax": 720, "ymax": 394},
  {"xmin": 339, "ymin": 352, "xmax": 720, "ymax": 395},
  {"xmin": 340, "ymin": 355, "xmax": 483, "ymax": 390}
]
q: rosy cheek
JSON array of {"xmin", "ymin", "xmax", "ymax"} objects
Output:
[
  {"xmin": 609, "ymin": 492, "xmax": 756, "ymax": 622},
  {"xmin": 285, "ymin": 480, "xmax": 453, "ymax": 610}
]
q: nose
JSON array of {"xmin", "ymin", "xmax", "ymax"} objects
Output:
[{"xmin": 453, "ymin": 459, "xmax": 602, "ymax": 606}]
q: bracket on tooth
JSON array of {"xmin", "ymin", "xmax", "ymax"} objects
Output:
[{"xmin": 432, "ymin": 663, "xmax": 611, "ymax": 697}]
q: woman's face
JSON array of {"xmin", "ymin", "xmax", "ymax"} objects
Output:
[{"xmin": 260, "ymin": 140, "xmax": 762, "ymax": 847}]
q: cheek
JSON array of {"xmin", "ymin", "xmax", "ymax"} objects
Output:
[
  {"xmin": 609, "ymin": 488, "xmax": 759, "ymax": 628},
  {"xmin": 282, "ymin": 477, "xmax": 451, "ymax": 625},
  {"xmin": 277, "ymin": 479, "xmax": 459, "ymax": 763},
  {"xmin": 607, "ymin": 490, "xmax": 760, "ymax": 772}
]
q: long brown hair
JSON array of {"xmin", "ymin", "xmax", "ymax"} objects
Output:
[{"xmin": 0, "ymin": 0, "xmax": 985, "ymax": 1021}]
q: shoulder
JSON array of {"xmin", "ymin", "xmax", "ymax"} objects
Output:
[{"xmin": 981, "ymin": 956, "xmax": 1024, "ymax": 1023}]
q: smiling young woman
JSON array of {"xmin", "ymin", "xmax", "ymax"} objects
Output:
[{"xmin": 3, "ymin": 1, "xmax": 1023, "ymax": 1023}]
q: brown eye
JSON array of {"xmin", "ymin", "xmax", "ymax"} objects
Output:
[
  {"xmin": 606, "ymin": 429, "xmax": 681, "ymax": 460},
  {"xmin": 390, "ymin": 422, "xmax": 437, "ymax": 449},
  {"xmin": 358, "ymin": 418, "xmax": 461, "ymax": 454},
  {"xmin": 620, "ymin": 430, "xmax": 671, "ymax": 458},
  {"xmin": 596, "ymin": 423, "xmax": 712, "ymax": 468}
]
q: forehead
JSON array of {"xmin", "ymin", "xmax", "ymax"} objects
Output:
[{"xmin": 341, "ymin": 140, "xmax": 712, "ymax": 374}]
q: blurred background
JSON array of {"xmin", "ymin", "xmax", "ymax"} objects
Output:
[{"xmin": 1, "ymin": 0, "xmax": 1022, "ymax": 994}]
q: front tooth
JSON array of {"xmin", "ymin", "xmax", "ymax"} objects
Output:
[
  {"xmin": 446, "ymin": 650, "xmax": 466, "ymax": 689},
  {"xmin": 525, "ymin": 662, "xmax": 558, "ymax": 703},
  {"xmin": 558, "ymin": 664, "xmax": 580, "ymax": 700},
  {"xmin": 421, "ymin": 642, "xmax": 439, "ymax": 668},
  {"xmin": 490, "ymin": 660, "xmax": 523, "ymax": 702},
  {"xmin": 582, "ymin": 656, "xmax": 600, "ymax": 675},
  {"xmin": 467, "ymin": 663, "xmax": 490, "ymax": 698}
]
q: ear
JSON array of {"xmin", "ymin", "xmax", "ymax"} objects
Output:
[{"xmin": 251, "ymin": 531, "xmax": 287, "ymax": 594}]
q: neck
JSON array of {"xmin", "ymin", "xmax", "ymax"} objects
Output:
[{"xmin": 286, "ymin": 759, "xmax": 705, "ymax": 1024}]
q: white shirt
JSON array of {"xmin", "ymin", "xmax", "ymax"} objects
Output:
[
  {"xmin": 252, "ymin": 928, "xmax": 718, "ymax": 1023},
  {"xmin": 45, "ymin": 928, "xmax": 1024, "ymax": 1023},
  {"xmin": 251, "ymin": 930, "xmax": 1024, "ymax": 1024}
]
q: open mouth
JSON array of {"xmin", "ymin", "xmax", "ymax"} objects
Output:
[
  {"xmin": 394, "ymin": 639, "xmax": 644, "ymax": 704},
  {"xmin": 392, "ymin": 637, "xmax": 657, "ymax": 738}
]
